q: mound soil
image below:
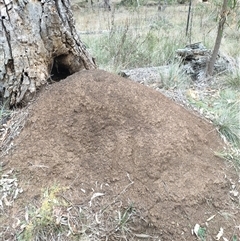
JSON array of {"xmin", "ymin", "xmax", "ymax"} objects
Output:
[{"xmin": 4, "ymin": 70, "xmax": 240, "ymax": 240}]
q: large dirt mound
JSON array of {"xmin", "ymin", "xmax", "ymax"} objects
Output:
[{"xmin": 4, "ymin": 70, "xmax": 240, "ymax": 240}]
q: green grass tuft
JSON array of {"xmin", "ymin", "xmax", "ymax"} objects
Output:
[
  {"xmin": 216, "ymin": 147, "xmax": 240, "ymax": 169},
  {"xmin": 224, "ymin": 68, "xmax": 240, "ymax": 89},
  {"xmin": 188, "ymin": 88, "xmax": 240, "ymax": 147},
  {"xmin": 18, "ymin": 186, "xmax": 68, "ymax": 241}
]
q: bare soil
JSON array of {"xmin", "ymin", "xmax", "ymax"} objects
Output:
[{"xmin": 2, "ymin": 69, "xmax": 240, "ymax": 240}]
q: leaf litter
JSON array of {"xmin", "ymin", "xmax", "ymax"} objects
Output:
[{"xmin": 0, "ymin": 169, "xmax": 23, "ymax": 212}]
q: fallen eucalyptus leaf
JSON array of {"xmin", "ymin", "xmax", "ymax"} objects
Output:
[
  {"xmin": 134, "ymin": 233, "xmax": 154, "ymax": 238},
  {"xmin": 207, "ymin": 215, "xmax": 216, "ymax": 222},
  {"xmin": 216, "ymin": 227, "xmax": 223, "ymax": 240},
  {"xmin": 89, "ymin": 192, "xmax": 105, "ymax": 206},
  {"xmin": 230, "ymin": 190, "xmax": 239, "ymax": 197},
  {"xmin": 193, "ymin": 223, "xmax": 200, "ymax": 237},
  {"xmin": 3, "ymin": 196, "xmax": 12, "ymax": 206}
]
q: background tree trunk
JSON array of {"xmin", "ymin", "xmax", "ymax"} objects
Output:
[
  {"xmin": 206, "ymin": 0, "xmax": 228, "ymax": 77},
  {"xmin": 0, "ymin": 0, "xmax": 96, "ymax": 106},
  {"xmin": 103, "ymin": 0, "xmax": 111, "ymax": 10}
]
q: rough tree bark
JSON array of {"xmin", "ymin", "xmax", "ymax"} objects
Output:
[{"xmin": 0, "ymin": 0, "xmax": 97, "ymax": 106}]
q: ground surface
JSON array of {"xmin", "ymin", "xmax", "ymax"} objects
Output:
[{"xmin": 2, "ymin": 69, "xmax": 240, "ymax": 240}]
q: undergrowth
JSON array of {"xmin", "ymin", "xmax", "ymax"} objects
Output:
[
  {"xmin": 80, "ymin": 7, "xmax": 186, "ymax": 72},
  {"xmin": 82, "ymin": 25, "xmax": 184, "ymax": 72},
  {"xmin": 17, "ymin": 182, "xmax": 150, "ymax": 241},
  {"xmin": 188, "ymin": 81, "xmax": 240, "ymax": 169},
  {"xmin": 188, "ymin": 88, "xmax": 240, "ymax": 145},
  {"xmin": 17, "ymin": 186, "xmax": 66, "ymax": 241}
]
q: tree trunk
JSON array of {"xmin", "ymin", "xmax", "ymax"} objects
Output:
[
  {"xmin": 206, "ymin": 0, "xmax": 228, "ymax": 77},
  {"xmin": 103, "ymin": 0, "xmax": 111, "ymax": 11},
  {"xmin": 0, "ymin": 0, "xmax": 97, "ymax": 106}
]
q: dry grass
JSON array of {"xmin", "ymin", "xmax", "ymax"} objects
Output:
[
  {"xmin": 73, "ymin": 1, "xmax": 240, "ymax": 70},
  {"xmin": 0, "ymin": 109, "xmax": 28, "ymax": 161}
]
